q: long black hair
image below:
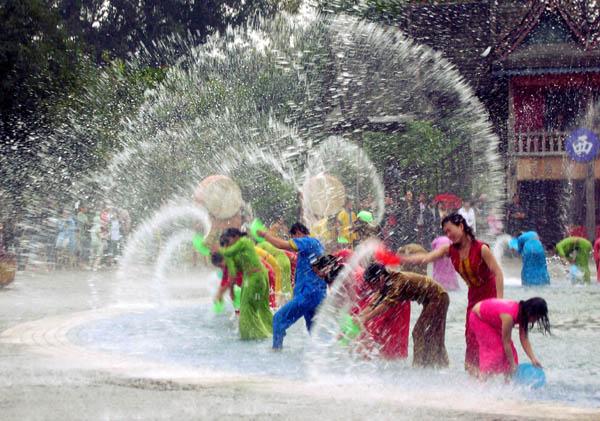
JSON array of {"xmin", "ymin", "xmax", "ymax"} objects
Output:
[
  {"xmin": 210, "ymin": 252, "xmax": 224, "ymax": 266},
  {"xmin": 363, "ymin": 263, "xmax": 393, "ymax": 306},
  {"xmin": 441, "ymin": 212, "xmax": 476, "ymax": 241},
  {"xmin": 363, "ymin": 263, "xmax": 388, "ymax": 284},
  {"xmin": 311, "ymin": 254, "xmax": 344, "ymax": 285},
  {"xmin": 219, "ymin": 228, "xmax": 247, "ymax": 247},
  {"xmin": 289, "ymin": 222, "xmax": 310, "ymax": 236},
  {"xmin": 518, "ymin": 297, "xmax": 551, "ymax": 335}
]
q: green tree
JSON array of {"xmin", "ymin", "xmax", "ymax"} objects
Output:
[
  {"xmin": 362, "ymin": 121, "xmax": 470, "ymax": 197},
  {"xmin": 57, "ymin": 0, "xmax": 301, "ymax": 62},
  {"xmin": 0, "ymin": 0, "xmax": 85, "ymax": 222}
]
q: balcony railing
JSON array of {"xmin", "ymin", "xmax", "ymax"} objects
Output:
[{"xmin": 512, "ymin": 131, "xmax": 566, "ymax": 156}]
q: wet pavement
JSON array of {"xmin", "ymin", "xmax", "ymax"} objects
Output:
[{"xmin": 0, "ymin": 262, "xmax": 599, "ymax": 420}]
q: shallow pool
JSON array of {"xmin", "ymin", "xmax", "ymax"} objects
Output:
[{"xmin": 68, "ymin": 269, "xmax": 600, "ymax": 410}]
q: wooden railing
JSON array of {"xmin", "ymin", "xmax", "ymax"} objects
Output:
[{"xmin": 512, "ymin": 131, "xmax": 567, "ymax": 156}]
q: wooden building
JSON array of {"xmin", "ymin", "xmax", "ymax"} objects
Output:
[{"xmin": 396, "ymin": 0, "xmax": 600, "ymax": 244}]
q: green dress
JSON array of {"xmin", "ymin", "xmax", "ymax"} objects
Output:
[
  {"xmin": 258, "ymin": 241, "xmax": 292, "ymax": 297},
  {"xmin": 221, "ymin": 237, "xmax": 273, "ymax": 339},
  {"xmin": 556, "ymin": 236, "xmax": 592, "ymax": 283}
]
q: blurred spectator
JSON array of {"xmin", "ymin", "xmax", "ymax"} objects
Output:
[
  {"xmin": 507, "ymin": 194, "xmax": 526, "ymax": 236},
  {"xmin": 416, "ymin": 193, "xmax": 435, "ymax": 248},
  {"xmin": 382, "ymin": 194, "xmax": 400, "ymax": 251},
  {"xmin": 458, "ymin": 200, "xmax": 476, "ymax": 233},
  {"xmin": 108, "ymin": 209, "xmax": 121, "ymax": 264},
  {"xmin": 397, "ymin": 190, "xmax": 417, "ymax": 244},
  {"xmin": 90, "ymin": 210, "xmax": 104, "ymax": 271},
  {"xmin": 336, "ymin": 197, "xmax": 358, "ymax": 247},
  {"xmin": 76, "ymin": 205, "xmax": 90, "ymax": 268},
  {"xmin": 55, "ymin": 208, "xmax": 77, "ymax": 268}
]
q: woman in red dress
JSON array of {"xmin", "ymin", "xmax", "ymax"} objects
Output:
[
  {"xmin": 402, "ymin": 213, "xmax": 504, "ymax": 375},
  {"xmin": 330, "ymin": 249, "xmax": 411, "ymax": 359}
]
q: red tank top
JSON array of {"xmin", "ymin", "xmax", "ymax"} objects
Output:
[{"xmin": 449, "ymin": 239, "xmax": 497, "ymax": 308}]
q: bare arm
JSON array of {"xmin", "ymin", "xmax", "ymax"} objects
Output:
[
  {"xmin": 481, "ymin": 244, "xmax": 504, "ymax": 298},
  {"xmin": 214, "ymin": 284, "xmax": 229, "ymax": 302},
  {"xmin": 401, "ymin": 244, "xmax": 449, "ymax": 265},
  {"xmin": 259, "ymin": 231, "xmax": 295, "ymax": 251},
  {"xmin": 519, "ymin": 326, "xmax": 542, "ymax": 368},
  {"xmin": 500, "ymin": 314, "xmax": 517, "ymax": 374}
]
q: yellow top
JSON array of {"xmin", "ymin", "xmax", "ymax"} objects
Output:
[
  {"xmin": 337, "ymin": 209, "xmax": 358, "ymax": 242},
  {"xmin": 311, "ymin": 217, "xmax": 335, "ymax": 244},
  {"xmin": 255, "ymin": 247, "xmax": 282, "ymax": 293}
]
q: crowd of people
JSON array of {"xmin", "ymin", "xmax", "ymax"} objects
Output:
[
  {"xmin": 3, "ymin": 186, "xmax": 586, "ymax": 383},
  {"xmin": 208, "ymin": 211, "xmax": 551, "ymax": 381},
  {"xmin": 307, "ymin": 191, "xmax": 495, "ymax": 257},
  {"xmin": 0, "ymin": 204, "xmax": 131, "ymax": 272}
]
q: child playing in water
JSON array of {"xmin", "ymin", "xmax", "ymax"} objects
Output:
[
  {"xmin": 469, "ymin": 297, "xmax": 550, "ymax": 378},
  {"xmin": 556, "ymin": 236, "xmax": 592, "ymax": 284},
  {"xmin": 220, "ymin": 228, "xmax": 272, "ymax": 340}
]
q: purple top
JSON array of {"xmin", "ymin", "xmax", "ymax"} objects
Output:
[{"xmin": 431, "ymin": 236, "xmax": 459, "ymax": 291}]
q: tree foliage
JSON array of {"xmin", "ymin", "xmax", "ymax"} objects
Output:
[
  {"xmin": 57, "ymin": 0, "xmax": 300, "ymax": 62},
  {"xmin": 0, "ymin": 0, "xmax": 295, "ymax": 217},
  {"xmin": 362, "ymin": 121, "xmax": 471, "ymax": 197}
]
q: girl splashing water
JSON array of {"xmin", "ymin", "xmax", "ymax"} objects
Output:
[
  {"xmin": 401, "ymin": 213, "xmax": 504, "ymax": 376},
  {"xmin": 469, "ymin": 297, "xmax": 550, "ymax": 379}
]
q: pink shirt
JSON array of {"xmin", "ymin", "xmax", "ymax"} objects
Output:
[{"xmin": 479, "ymin": 299, "xmax": 519, "ymax": 328}]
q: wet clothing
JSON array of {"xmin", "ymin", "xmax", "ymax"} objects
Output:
[
  {"xmin": 337, "ymin": 209, "xmax": 358, "ymax": 245},
  {"xmin": 431, "ymin": 236, "xmax": 459, "ymax": 291},
  {"xmin": 260, "ymin": 258, "xmax": 277, "ymax": 309},
  {"xmin": 258, "ymin": 242, "xmax": 292, "ymax": 296},
  {"xmin": 517, "ymin": 231, "xmax": 550, "ymax": 286},
  {"xmin": 556, "ymin": 237, "xmax": 592, "ymax": 284},
  {"xmin": 284, "ymin": 250, "xmax": 297, "ymax": 291},
  {"xmin": 220, "ymin": 267, "xmax": 243, "ymax": 289},
  {"xmin": 448, "ymin": 239, "xmax": 497, "ymax": 371},
  {"xmin": 311, "ymin": 218, "xmax": 335, "ymax": 250},
  {"xmin": 219, "ymin": 267, "xmax": 243, "ymax": 310},
  {"xmin": 469, "ymin": 299, "xmax": 519, "ymax": 374},
  {"xmin": 272, "ymin": 236, "xmax": 326, "ymax": 349},
  {"xmin": 370, "ymin": 272, "xmax": 449, "ymax": 368},
  {"xmin": 353, "ymin": 274, "xmax": 410, "ymax": 359},
  {"xmin": 221, "ymin": 237, "xmax": 272, "ymax": 340},
  {"xmin": 255, "ymin": 247, "xmax": 282, "ymax": 295}
]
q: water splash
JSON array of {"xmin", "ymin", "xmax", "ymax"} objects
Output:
[{"xmin": 114, "ymin": 203, "xmax": 211, "ymax": 304}]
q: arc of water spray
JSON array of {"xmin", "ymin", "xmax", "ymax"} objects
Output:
[{"xmin": 114, "ymin": 204, "xmax": 211, "ymax": 305}]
